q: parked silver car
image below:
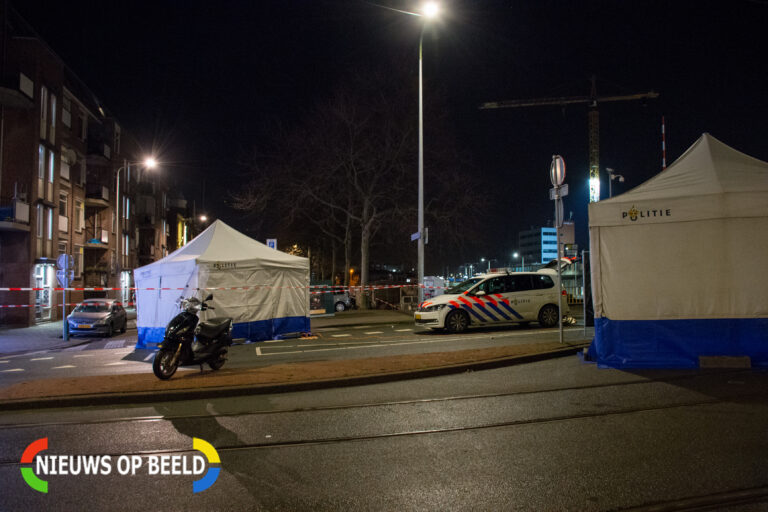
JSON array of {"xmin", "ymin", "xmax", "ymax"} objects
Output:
[{"xmin": 67, "ymin": 299, "xmax": 127, "ymax": 337}]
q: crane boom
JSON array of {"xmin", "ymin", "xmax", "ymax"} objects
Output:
[{"xmin": 480, "ymin": 77, "xmax": 658, "ymax": 203}]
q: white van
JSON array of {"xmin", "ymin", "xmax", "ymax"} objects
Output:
[{"xmin": 414, "ymin": 270, "xmax": 569, "ymax": 333}]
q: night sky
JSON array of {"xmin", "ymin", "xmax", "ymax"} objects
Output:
[{"xmin": 14, "ymin": 0, "xmax": 768, "ymax": 272}]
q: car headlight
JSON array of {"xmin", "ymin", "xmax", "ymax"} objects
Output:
[
  {"xmin": 419, "ymin": 304, "xmax": 447, "ymax": 313},
  {"xmin": 94, "ymin": 318, "xmax": 108, "ymax": 326}
]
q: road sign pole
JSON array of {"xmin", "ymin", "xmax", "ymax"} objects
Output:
[{"xmin": 550, "ymin": 155, "xmax": 566, "ymax": 345}]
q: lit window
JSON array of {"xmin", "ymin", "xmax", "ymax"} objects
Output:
[
  {"xmin": 38, "ymin": 145, "xmax": 45, "ymax": 180},
  {"xmin": 36, "ymin": 204, "xmax": 43, "ymax": 237}
]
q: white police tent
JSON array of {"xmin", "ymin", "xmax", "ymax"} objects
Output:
[
  {"xmin": 134, "ymin": 220, "xmax": 309, "ymax": 348},
  {"xmin": 587, "ymin": 133, "xmax": 768, "ymax": 368}
]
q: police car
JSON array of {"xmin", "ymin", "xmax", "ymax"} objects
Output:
[{"xmin": 414, "ymin": 267, "xmax": 570, "ymax": 333}]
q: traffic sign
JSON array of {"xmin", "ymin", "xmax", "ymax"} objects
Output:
[
  {"xmin": 549, "ymin": 183, "xmax": 569, "ymax": 200},
  {"xmin": 266, "ymin": 238, "xmax": 277, "ymax": 250},
  {"xmin": 550, "ymin": 155, "xmax": 566, "ymax": 187},
  {"xmin": 57, "ymin": 253, "xmax": 74, "ymax": 270}
]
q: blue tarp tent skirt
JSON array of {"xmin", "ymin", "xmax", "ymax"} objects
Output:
[
  {"xmin": 588, "ymin": 317, "xmax": 768, "ymax": 369},
  {"xmin": 137, "ymin": 315, "xmax": 310, "ymax": 349}
]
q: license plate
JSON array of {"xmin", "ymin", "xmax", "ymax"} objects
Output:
[
  {"xmin": 414, "ymin": 314, "xmax": 421, "ymax": 320},
  {"xmin": 77, "ymin": 324, "xmax": 92, "ymax": 329}
]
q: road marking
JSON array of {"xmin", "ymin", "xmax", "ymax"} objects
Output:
[
  {"xmin": 52, "ymin": 365, "xmax": 76, "ymax": 369},
  {"xmin": 0, "ymin": 360, "xmax": 10, "ymax": 364},
  {"xmin": 255, "ymin": 347, "xmax": 262, "ymax": 356},
  {"xmin": 105, "ymin": 362, "xmax": 127, "ymax": 366},
  {"xmin": 331, "ymin": 334, "xmax": 351, "ymax": 338},
  {"xmin": 73, "ymin": 354, "xmax": 94, "ymax": 358},
  {"xmin": 394, "ymin": 328, "xmax": 413, "ymax": 332},
  {"xmin": 364, "ymin": 331, "xmax": 384, "ymax": 335},
  {"xmin": 105, "ymin": 341, "xmax": 124, "ymax": 350},
  {"xmin": 2, "ymin": 368, "xmax": 24, "ymax": 372},
  {"xmin": 30, "ymin": 357, "xmax": 54, "ymax": 361},
  {"xmin": 144, "ymin": 353, "xmax": 155, "ymax": 361}
]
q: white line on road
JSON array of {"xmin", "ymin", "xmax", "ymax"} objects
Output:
[
  {"xmin": 105, "ymin": 341, "xmax": 124, "ymax": 350},
  {"xmin": 105, "ymin": 362, "xmax": 127, "ymax": 366},
  {"xmin": 144, "ymin": 353, "xmax": 154, "ymax": 361},
  {"xmin": 30, "ymin": 357, "xmax": 54, "ymax": 361},
  {"xmin": 0, "ymin": 360, "xmax": 9, "ymax": 364},
  {"xmin": 73, "ymin": 354, "xmax": 94, "ymax": 358},
  {"xmin": 52, "ymin": 365, "xmax": 76, "ymax": 369},
  {"xmin": 2, "ymin": 368, "xmax": 24, "ymax": 372},
  {"xmin": 255, "ymin": 347, "xmax": 262, "ymax": 356},
  {"xmin": 364, "ymin": 331, "xmax": 384, "ymax": 335},
  {"xmin": 331, "ymin": 334, "xmax": 351, "ymax": 338},
  {"xmin": 394, "ymin": 328, "xmax": 413, "ymax": 332}
]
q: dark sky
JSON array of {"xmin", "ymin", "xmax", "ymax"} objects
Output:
[{"xmin": 14, "ymin": 0, "xmax": 768, "ymax": 271}]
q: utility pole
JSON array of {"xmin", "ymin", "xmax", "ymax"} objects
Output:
[{"xmin": 480, "ymin": 76, "xmax": 658, "ymax": 203}]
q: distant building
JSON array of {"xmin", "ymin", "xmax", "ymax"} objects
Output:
[
  {"xmin": 0, "ymin": 6, "xmax": 173, "ymax": 326},
  {"xmin": 518, "ymin": 221, "xmax": 576, "ymax": 265}
]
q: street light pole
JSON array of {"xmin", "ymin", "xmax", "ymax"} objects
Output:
[
  {"xmin": 115, "ymin": 157, "xmax": 156, "ymax": 302},
  {"xmin": 417, "ymin": 26, "xmax": 425, "ymax": 303}
]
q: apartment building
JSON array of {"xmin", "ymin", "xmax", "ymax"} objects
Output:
[
  {"xmin": 0, "ymin": 7, "xmax": 170, "ymax": 327},
  {"xmin": 517, "ymin": 221, "xmax": 576, "ymax": 265}
]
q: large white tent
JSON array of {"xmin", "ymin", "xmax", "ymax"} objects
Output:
[
  {"xmin": 587, "ymin": 133, "xmax": 768, "ymax": 368},
  {"xmin": 133, "ymin": 220, "xmax": 309, "ymax": 348}
]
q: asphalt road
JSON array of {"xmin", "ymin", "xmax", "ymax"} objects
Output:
[
  {"xmin": 1, "ymin": 357, "xmax": 767, "ymax": 511},
  {"xmin": 0, "ymin": 321, "xmax": 590, "ymax": 386}
]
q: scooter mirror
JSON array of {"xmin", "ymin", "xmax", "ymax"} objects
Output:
[{"xmin": 205, "ymin": 293, "xmax": 214, "ymax": 301}]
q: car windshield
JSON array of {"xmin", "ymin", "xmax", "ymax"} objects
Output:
[
  {"xmin": 445, "ymin": 278, "xmax": 483, "ymax": 295},
  {"xmin": 74, "ymin": 303, "xmax": 110, "ymax": 313}
]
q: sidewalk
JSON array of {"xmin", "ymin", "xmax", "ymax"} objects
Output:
[{"xmin": 0, "ymin": 309, "xmax": 591, "ymax": 410}]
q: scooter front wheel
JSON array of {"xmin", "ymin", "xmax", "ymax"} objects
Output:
[{"xmin": 153, "ymin": 349, "xmax": 178, "ymax": 380}]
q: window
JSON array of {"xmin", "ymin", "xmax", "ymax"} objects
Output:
[
  {"xmin": 38, "ymin": 145, "xmax": 45, "ymax": 180},
  {"xmin": 62, "ymin": 96, "xmax": 72, "ymax": 128},
  {"xmin": 74, "ymin": 160, "xmax": 85, "ymax": 187},
  {"xmin": 49, "ymin": 93, "xmax": 57, "ymax": 144},
  {"xmin": 40, "ymin": 86, "xmax": 48, "ymax": 139},
  {"xmin": 46, "ymin": 207, "xmax": 53, "ymax": 240},
  {"xmin": 36, "ymin": 204, "xmax": 43, "ymax": 237},
  {"xmin": 74, "ymin": 200, "xmax": 84, "ymax": 232},
  {"xmin": 533, "ymin": 275, "xmax": 555, "ymax": 289},
  {"xmin": 74, "ymin": 246, "xmax": 84, "ymax": 278},
  {"xmin": 60, "ymin": 156, "xmax": 70, "ymax": 181},
  {"xmin": 48, "ymin": 150, "xmax": 55, "ymax": 183},
  {"xmin": 124, "ymin": 196, "xmax": 130, "ymax": 220},
  {"xmin": 114, "ymin": 124, "xmax": 121, "ymax": 155},
  {"xmin": 79, "ymin": 113, "xmax": 87, "ymax": 141},
  {"xmin": 505, "ymin": 275, "xmax": 534, "ymax": 293},
  {"xmin": 59, "ymin": 192, "xmax": 68, "ymax": 216}
]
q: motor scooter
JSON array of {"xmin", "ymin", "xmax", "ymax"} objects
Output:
[{"xmin": 152, "ymin": 294, "xmax": 233, "ymax": 380}]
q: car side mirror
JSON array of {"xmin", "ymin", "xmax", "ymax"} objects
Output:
[{"xmin": 474, "ymin": 290, "xmax": 486, "ymax": 297}]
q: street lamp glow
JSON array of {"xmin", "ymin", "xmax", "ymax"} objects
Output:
[
  {"xmin": 144, "ymin": 157, "xmax": 157, "ymax": 169},
  {"xmin": 422, "ymin": 2, "xmax": 439, "ymax": 18}
]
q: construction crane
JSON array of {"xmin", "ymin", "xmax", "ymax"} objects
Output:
[{"xmin": 480, "ymin": 76, "xmax": 659, "ymax": 202}]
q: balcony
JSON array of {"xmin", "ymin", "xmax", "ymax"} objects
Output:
[
  {"xmin": 0, "ymin": 72, "xmax": 35, "ymax": 109},
  {"xmin": 0, "ymin": 198, "xmax": 31, "ymax": 232},
  {"xmin": 84, "ymin": 228, "xmax": 109, "ymax": 250},
  {"xmin": 85, "ymin": 183, "xmax": 111, "ymax": 209}
]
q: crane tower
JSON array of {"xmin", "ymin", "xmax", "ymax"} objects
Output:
[{"xmin": 481, "ymin": 76, "xmax": 658, "ymax": 202}]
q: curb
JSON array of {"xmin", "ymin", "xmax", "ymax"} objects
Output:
[{"xmin": 0, "ymin": 343, "xmax": 588, "ymax": 411}]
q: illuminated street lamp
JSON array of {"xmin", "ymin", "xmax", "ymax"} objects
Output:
[
  {"xmin": 513, "ymin": 251, "xmax": 525, "ymax": 271},
  {"xmin": 606, "ymin": 167, "xmax": 625, "ymax": 198}
]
